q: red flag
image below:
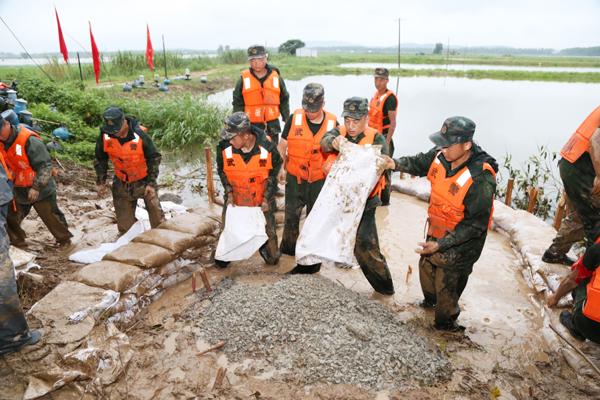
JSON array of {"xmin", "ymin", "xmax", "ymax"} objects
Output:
[
  {"xmin": 146, "ymin": 24, "xmax": 154, "ymax": 71},
  {"xmin": 89, "ymin": 22, "xmax": 101, "ymax": 84},
  {"xmin": 55, "ymin": 8, "xmax": 68, "ymax": 63}
]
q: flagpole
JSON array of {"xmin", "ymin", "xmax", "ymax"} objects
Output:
[
  {"xmin": 76, "ymin": 52, "xmax": 83, "ymax": 82},
  {"xmin": 162, "ymin": 34, "xmax": 168, "ymax": 79}
]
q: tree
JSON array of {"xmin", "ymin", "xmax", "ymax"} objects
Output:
[
  {"xmin": 278, "ymin": 39, "xmax": 305, "ymax": 56},
  {"xmin": 433, "ymin": 43, "xmax": 443, "ymax": 55}
]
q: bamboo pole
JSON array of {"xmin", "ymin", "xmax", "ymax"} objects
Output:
[
  {"xmin": 204, "ymin": 147, "xmax": 215, "ymax": 204},
  {"xmin": 553, "ymin": 191, "xmax": 567, "ymax": 230},
  {"xmin": 505, "ymin": 178, "xmax": 514, "ymax": 206},
  {"xmin": 527, "ymin": 187, "xmax": 539, "ymax": 214},
  {"xmin": 199, "ymin": 268, "xmax": 212, "ymax": 292}
]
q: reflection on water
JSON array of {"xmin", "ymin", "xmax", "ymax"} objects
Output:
[
  {"xmin": 339, "ymin": 62, "xmax": 600, "ymax": 74},
  {"xmin": 209, "ymin": 75, "xmax": 600, "ymax": 166}
]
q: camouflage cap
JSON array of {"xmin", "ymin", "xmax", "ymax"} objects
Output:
[
  {"xmin": 429, "ymin": 116, "xmax": 476, "ymax": 148},
  {"xmin": 247, "ymin": 45, "xmax": 267, "ymax": 60},
  {"xmin": 101, "ymin": 106, "xmax": 125, "ymax": 134},
  {"xmin": 341, "ymin": 97, "xmax": 369, "ymax": 119},
  {"xmin": 302, "ymin": 83, "xmax": 324, "ymax": 112},
  {"xmin": 374, "ymin": 67, "xmax": 389, "ymax": 79},
  {"xmin": 221, "ymin": 111, "xmax": 251, "ymax": 140}
]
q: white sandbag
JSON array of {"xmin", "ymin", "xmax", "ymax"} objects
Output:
[
  {"xmin": 296, "ymin": 140, "xmax": 385, "ymax": 265},
  {"xmin": 215, "ymin": 206, "xmax": 267, "ymax": 261}
]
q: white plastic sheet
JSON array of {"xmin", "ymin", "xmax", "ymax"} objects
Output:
[
  {"xmin": 215, "ymin": 206, "xmax": 267, "ymax": 261},
  {"xmin": 296, "ymin": 140, "xmax": 385, "ymax": 265}
]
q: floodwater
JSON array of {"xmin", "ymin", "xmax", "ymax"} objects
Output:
[
  {"xmin": 208, "ymin": 75, "xmax": 600, "ymax": 166},
  {"xmin": 340, "ymin": 62, "xmax": 600, "ymax": 74}
]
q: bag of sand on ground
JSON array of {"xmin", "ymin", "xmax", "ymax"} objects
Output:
[
  {"xmin": 215, "ymin": 206, "xmax": 267, "ymax": 261},
  {"xmin": 296, "ymin": 140, "xmax": 386, "ymax": 265}
]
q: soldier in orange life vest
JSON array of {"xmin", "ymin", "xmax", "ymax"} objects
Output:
[
  {"xmin": 557, "ymin": 106, "xmax": 600, "ymax": 247},
  {"xmin": 215, "ymin": 112, "xmax": 283, "ymax": 267},
  {"xmin": 320, "ymin": 97, "xmax": 394, "ymax": 295},
  {"xmin": 0, "ymin": 114, "xmax": 72, "ymax": 247},
  {"xmin": 232, "ymin": 45, "xmax": 290, "ymax": 143},
  {"xmin": 368, "ymin": 68, "xmax": 398, "ymax": 206},
  {"xmin": 384, "ymin": 117, "xmax": 497, "ymax": 331},
  {"xmin": 547, "ymin": 238, "xmax": 600, "ymax": 344},
  {"xmin": 277, "ymin": 83, "xmax": 338, "ymax": 274},
  {"xmin": 94, "ymin": 106, "xmax": 165, "ymax": 234}
]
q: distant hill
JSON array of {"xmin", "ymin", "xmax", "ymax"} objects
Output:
[{"xmin": 559, "ymin": 46, "xmax": 600, "ymax": 56}]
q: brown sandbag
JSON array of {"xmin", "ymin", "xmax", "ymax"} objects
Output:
[
  {"xmin": 73, "ymin": 261, "xmax": 142, "ymax": 292},
  {"xmin": 103, "ymin": 242, "xmax": 175, "ymax": 269},
  {"xmin": 132, "ymin": 228, "xmax": 201, "ymax": 253},
  {"xmin": 158, "ymin": 212, "xmax": 219, "ymax": 237}
]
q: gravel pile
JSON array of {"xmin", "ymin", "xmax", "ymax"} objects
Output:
[{"xmin": 195, "ymin": 275, "xmax": 451, "ymax": 390}]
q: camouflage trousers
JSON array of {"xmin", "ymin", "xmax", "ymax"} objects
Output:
[
  {"xmin": 0, "ymin": 204, "xmax": 30, "ymax": 346},
  {"xmin": 571, "ymin": 279, "xmax": 600, "ymax": 344},
  {"xmin": 112, "ymin": 179, "xmax": 165, "ymax": 234},
  {"xmin": 7, "ymin": 193, "xmax": 72, "ymax": 245},
  {"xmin": 419, "ymin": 253, "xmax": 472, "ymax": 326},
  {"xmin": 380, "ymin": 140, "xmax": 394, "ymax": 206},
  {"xmin": 355, "ymin": 207, "xmax": 394, "ymax": 295},
  {"xmin": 217, "ymin": 197, "xmax": 280, "ymax": 265},
  {"xmin": 546, "ymin": 196, "xmax": 584, "ymax": 256},
  {"xmin": 559, "ymin": 157, "xmax": 600, "ymax": 246},
  {"xmin": 280, "ymin": 174, "xmax": 324, "ymax": 258}
]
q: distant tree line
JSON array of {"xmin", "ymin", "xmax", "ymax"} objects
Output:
[{"xmin": 559, "ymin": 46, "xmax": 600, "ymax": 56}]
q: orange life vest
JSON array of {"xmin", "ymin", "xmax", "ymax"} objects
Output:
[
  {"xmin": 583, "ymin": 236, "xmax": 600, "ymax": 322},
  {"xmin": 560, "ymin": 106, "xmax": 600, "ymax": 163},
  {"xmin": 4, "ymin": 126, "xmax": 41, "ymax": 187},
  {"xmin": 368, "ymin": 89, "xmax": 397, "ymax": 132},
  {"xmin": 241, "ymin": 69, "xmax": 281, "ymax": 124},
  {"xmin": 426, "ymin": 153, "xmax": 496, "ymax": 239},
  {"xmin": 103, "ymin": 133, "xmax": 148, "ymax": 183},
  {"xmin": 286, "ymin": 109, "xmax": 337, "ymax": 183},
  {"xmin": 0, "ymin": 147, "xmax": 13, "ymax": 181},
  {"xmin": 222, "ymin": 145, "xmax": 273, "ymax": 206},
  {"xmin": 324, "ymin": 126, "xmax": 386, "ymax": 198}
]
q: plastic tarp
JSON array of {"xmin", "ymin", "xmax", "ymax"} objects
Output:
[
  {"xmin": 296, "ymin": 140, "xmax": 386, "ymax": 265},
  {"xmin": 215, "ymin": 206, "xmax": 267, "ymax": 261}
]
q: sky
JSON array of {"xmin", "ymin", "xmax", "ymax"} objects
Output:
[{"xmin": 1, "ymin": 0, "xmax": 599, "ymax": 54}]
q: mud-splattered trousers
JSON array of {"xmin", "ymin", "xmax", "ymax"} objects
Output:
[
  {"xmin": 559, "ymin": 154, "xmax": 600, "ymax": 247},
  {"xmin": 546, "ymin": 195, "xmax": 584, "ymax": 257},
  {"xmin": 112, "ymin": 178, "xmax": 165, "ymax": 234},
  {"xmin": 0, "ymin": 203, "xmax": 30, "ymax": 347},
  {"xmin": 280, "ymin": 173, "xmax": 324, "ymax": 258}
]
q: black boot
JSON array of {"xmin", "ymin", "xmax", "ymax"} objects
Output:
[
  {"xmin": 287, "ymin": 264, "xmax": 321, "ymax": 274},
  {"xmin": 0, "ymin": 330, "xmax": 42, "ymax": 356},
  {"xmin": 559, "ymin": 310, "xmax": 586, "ymax": 341}
]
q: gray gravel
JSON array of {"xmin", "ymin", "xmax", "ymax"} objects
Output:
[{"xmin": 193, "ymin": 275, "xmax": 451, "ymax": 390}]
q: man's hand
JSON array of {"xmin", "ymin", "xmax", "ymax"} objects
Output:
[
  {"xmin": 27, "ymin": 188, "xmax": 39, "ymax": 203},
  {"xmin": 332, "ymin": 135, "xmax": 346, "ymax": 151},
  {"xmin": 416, "ymin": 241, "xmax": 440, "ymax": 255},
  {"xmin": 96, "ymin": 183, "xmax": 109, "ymax": 198},
  {"xmin": 547, "ymin": 293, "xmax": 559, "ymax": 308},
  {"xmin": 261, "ymin": 199, "xmax": 270, "ymax": 212},
  {"xmin": 277, "ymin": 168, "xmax": 286, "ymax": 184},
  {"xmin": 593, "ymin": 176, "xmax": 600, "ymax": 196},
  {"xmin": 381, "ymin": 155, "xmax": 395, "ymax": 170},
  {"xmin": 144, "ymin": 185, "xmax": 156, "ymax": 199}
]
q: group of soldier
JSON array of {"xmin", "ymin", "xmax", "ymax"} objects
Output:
[{"xmin": 1, "ymin": 43, "xmax": 599, "ymax": 356}]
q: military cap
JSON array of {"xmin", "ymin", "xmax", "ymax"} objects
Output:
[
  {"xmin": 221, "ymin": 111, "xmax": 251, "ymax": 140},
  {"xmin": 429, "ymin": 116, "xmax": 476, "ymax": 148},
  {"xmin": 374, "ymin": 67, "xmax": 390, "ymax": 79},
  {"xmin": 302, "ymin": 83, "xmax": 325, "ymax": 113},
  {"xmin": 341, "ymin": 97, "xmax": 369, "ymax": 119},
  {"xmin": 247, "ymin": 45, "xmax": 267, "ymax": 60},
  {"xmin": 101, "ymin": 106, "xmax": 125, "ymax": 134}
]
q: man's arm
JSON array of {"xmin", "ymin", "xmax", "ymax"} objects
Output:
[
  {"xmin": 26, "ymin": 136, "xmax": 53, "ymax": 192},
  {"xmin": 265, "ymin": 142, "xmax": 283, "ymax": 201},
  {"xmin": 321, "ymin": 127, "xmax": 342, "ymax": 153},
  {"xmin": 140, "ymin": 131, "xmax": 161, "ymax": 188},
  {"xmin": 94, "ymin": 133, "xmax": 109, "ymax": 184},
  {"xmin": 232, "ymin": 76, "xmax": 244, "ymax": 113},
  {"xmin": 215, "ymin": 141, "xmax": 232, "ymax": 197},
  {"xmin": 278, "ymin": 76, "xmax": 290, "ymax": 122},
  {"xmin": 383, "ymin": 95, "xmax": 398, "ymax": 143},
  {"xmin": 392, "ymin": 148, "xmax": 438, "ymax": 177},
  {"xmin": 587, "ymin": 128, "xmax": 600, "ymax": 194}
]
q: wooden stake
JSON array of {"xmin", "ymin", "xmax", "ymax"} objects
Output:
[
  {"xmin": 527, "ymin": 187, "xmax": 539, "ymax": 214},
  {"xmin": 199, "ymin": 268, "xmax": 212, "ymax": 292},
  {"xmin": 505, "ymin": 178, "xmax": 514, "ymax": 206},
  {"xmin": 191, "ymin": 272, "xmax": 197, "ymax": 292},
  {"xmin": 197, "ymin": 340, "xmax": 226, "ymax": 356},
  {"xmin": 399, "ymin": 172, "xmax": 404, "ymax": 180},
  {"xmin": 212, "ymin": 367, "xmax": 227, "ymax": 390},
  {"xmin": 204, "ymin": 147, "xmax": 215, "ymax": 204},
  {"xmin": 553, "ymin": 191, "xmax": 567, "ymax": 230}
]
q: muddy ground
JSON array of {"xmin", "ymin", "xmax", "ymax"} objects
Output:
[{"xmin": 2, "ymin": 163, "xmax": 600, "ymax": 399}]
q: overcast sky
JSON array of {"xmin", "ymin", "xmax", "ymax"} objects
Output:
[{"xmin": 1, "ymin": 0, "xmax": 599, "ymax": 54}]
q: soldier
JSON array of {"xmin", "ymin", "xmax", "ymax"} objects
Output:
[
  {"xmin": 320, "ymin": 97, "xmax": 394, "ymax": 295},
  {"xmin": 215, "ymin": 112, "xmax": 282, "ymax": 267},
  {"xmin": 277, "ymin": 83, "xmax": 338, "ymax": 274},
  {"xmin": 557, "ymin": 106, "xmax": 600, "ymax": 247},
  {"xmin": 232, "ymin": 45, "xmax": 290, "ymax": 143},
  {"xmin": 384, "ymin": 117, "xmax": 497, "ymax": 331},
  {"xmin": 368, "ymin": 67, "xmax": 398, "ymax": 206},
  {"xmin": 0, "ymin": 114, "xmax": 72, "ymax": 247},
  {"xmin": 94, "ymin": 106, "xmax": 165, "ymax": 234}
]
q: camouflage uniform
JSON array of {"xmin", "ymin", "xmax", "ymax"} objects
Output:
[
  {"xmin": 320, "ymin": 97, "xmax": 394, "ymax": 295},
  {"xmin": 215, "ymin": 113, "xmax": 283, "ymax": 266},
  {"xmin": 95, "ymin": 112, "xmax": 165, "ymax": 234},
  {"xmin": 3, "ymin": 125, "xmax": 72, "ymax": 246},
  {"xmin": 232, "ymin": 45, "xmax": 290, "ymax": 143},
  {"xmin": 543, "ymin": 195, "xmax": 584, "ymax": 264},
  {"xmin": 392, "ymin": 117, "xmax": 497, "ymax": 329}
]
